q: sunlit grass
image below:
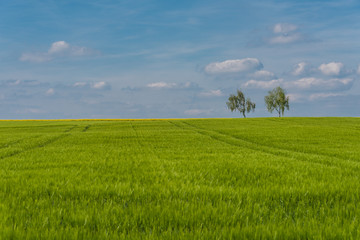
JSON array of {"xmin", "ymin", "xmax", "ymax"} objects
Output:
[{"xmin": 0, "ymin": 118, "xmax": 359, "ymax": 239}]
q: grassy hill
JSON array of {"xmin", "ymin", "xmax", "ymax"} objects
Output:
[{"xmin": 0, "ymin": 118, "xmax": 360, "ymax": 239}]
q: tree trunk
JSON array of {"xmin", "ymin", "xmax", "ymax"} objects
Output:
[
  {"xmin": 242, "ymin": 111, "xmax": 246, "ymax": 118},
  {"xmin": 276, "ymin": 107, "xmax": 280, "ymax": 117}
]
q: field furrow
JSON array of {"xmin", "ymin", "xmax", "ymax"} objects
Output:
[{"xmin": 177, "ymin": 120, "xmax": 360, "ymax": 170}]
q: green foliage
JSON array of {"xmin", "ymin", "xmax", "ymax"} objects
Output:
[
  {"xmin": 226, "ymin": 90, "xmax": 256, "ymax": 118},
  {"xmin": 264, "ymin": 86, "xmax": 290, "ymax": 117},
  {"xmin": 0, "ymin": 118, "xmax": 360, "ymax": 239}
]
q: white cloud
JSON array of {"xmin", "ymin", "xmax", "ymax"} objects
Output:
[
  {"xmin": 184, "ymin": 109, "xmax": 212, "ymax": 115},
  {"xmin": 293, "ymin": 62, "xmax": 310, "ymax": 76},
  {"xmin": 249, "ymin": 23, "xmax": 307, "ymax": 47},
  {"xmin": 292, "ymin": 77, "xmax": 320, "ymax": 88},
  {"xmin": 49, "ymin": 41, "xmax": 92, "ymax": 56},
  {"xmin": 48, "ymin": 41, "xmax": 70, "ymax": 54},
  {"xmin": 267, "ymin": 23, "xmax": 305, "ymax": 45},
  {"xmin": 292, "ymin": 77, "xmax": 353, "ymax": 90},
  {"xmin": 269, "ymin": 32, "xmax": 302, "ymax": 44},
  {"xmin": 92, "ymin": 81, "xmax": 109, "ymax": 89},
  {"xmin": 20, "ymin": 41, "xmax": 95, "ymax": 63},
  {"xmin": 333, "ymin": 78, "xmax": 353, "ymax": 84},
  {"xmin": 72, "ymin": 81, "xmax": 110, "ymax": 90},
  {"xmin": 73, "ymin": 82, "xmax": 88, "ymax": 87},
  {"xmin": 243, "ymin": 79, "xmax": 284, "ymax": 89},
  {"xmin": 309, "ymin": 93, "xmax": 345, "ymax": 101},
  {"xmin": 46, "ymin": 88, "xmax": 55, "ymax": 96},
  {"xmin": 318, "ymin": 62, "xmax": 344, "ymax": 76},
  {"xmin": 205, "ymin": 58, "xmax": 263, "ymax": 74},
  {"xmin": 145, "ymin": 81, "xmax": 198, "ymax": 90},
  {"xmin": 199, "ymin": 90, "xmax": 223, "ymax": 97},
  {"xmin": 273, "ymin": 23, "xmax": 298, "ymax": 33},
  {"xmin": 250, "ymin": 70, "xmax": 275, "ymax": 79},
  {"xmin": 147, "ymin": 82, "xmax": 177, "ymax": 88}
]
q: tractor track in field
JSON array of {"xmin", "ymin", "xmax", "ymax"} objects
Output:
[
  {"xmin": 263, "ymin": 118, "xmax": 360, "ymax": 132},
  {"xmin": 0, "ymin": 125, "xmax": 77, "ymax": 160},
  {"xmin": 82, "ymin": 125, "xmax": 91, "ymax": 132},
  {"xmin": 0, "ymin": 135, "xmax": 42, "ymax": 150},
  {"xmin": 169, "ymin": 121, "xmax": 360, "ymax": 171},
  {"xmin": 0, "ymin": 134, "xmax": 70, "ymax": 160},
  {"xmin": 64, "ymin": 125, "xmax": 78, "ymax": 132},
  {"xmin": 183, "ymin": 121, "xmax": 356, "ymax": 163}
]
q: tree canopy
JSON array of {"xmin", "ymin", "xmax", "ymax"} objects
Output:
[
  {"xmin": 226, "ymin": 90, "xmax": 256, "ymax": 118},
  {"xmin": 264, "ymin": 86, "xmax": 290, "ymax": 117}
]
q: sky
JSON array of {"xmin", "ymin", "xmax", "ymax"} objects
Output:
[{"xmin": 1, "ymin": 0, "xmax": 360, "ymax": 119}]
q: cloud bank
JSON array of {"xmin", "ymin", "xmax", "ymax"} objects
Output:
[{"xmin": 204, "ymin": 57, "xmax": 357, "ymax": 105}]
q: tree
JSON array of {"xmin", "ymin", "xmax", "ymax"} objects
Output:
[
  {"xmin": 264, "ymin": 86, "xmax": 290, "ymax": 117},
  {"xmin": 226, "ymin": 89, "xmax": 256, "ymax": 118}
]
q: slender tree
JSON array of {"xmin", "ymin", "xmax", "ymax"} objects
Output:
[
  {"xmin": 226, "ymin": 90, "xmax": 256, "ymax": 118},
  {"xmin": 264, "ymin": 86, "xmax": 290, "ymax": 117}
]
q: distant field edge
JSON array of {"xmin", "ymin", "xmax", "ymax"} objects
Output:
[
  {"xmin": 0, "ymin": 118, "xmax": 228, "ymax": 122},
  {"xmin": 0, "ymin": 117, "xmax": 358, "ymax": 122}
]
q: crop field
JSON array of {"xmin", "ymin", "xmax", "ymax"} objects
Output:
[{"xmin": 0, "ymin": 118, "xmax": 360, "ymax": 239}]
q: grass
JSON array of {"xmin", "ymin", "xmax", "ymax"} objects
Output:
[{"xmin": 0, "ymin": 117, "xmax": 360, "ymax": 239}]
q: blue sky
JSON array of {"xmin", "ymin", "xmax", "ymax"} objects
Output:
[{"xmin": 1, "ymin": 0, "xmax": 360, "ymax": 119}]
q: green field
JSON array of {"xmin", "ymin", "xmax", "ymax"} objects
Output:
[{"xmin": 1, "ymin": 118, "xmax": 360, "ymax": 239}]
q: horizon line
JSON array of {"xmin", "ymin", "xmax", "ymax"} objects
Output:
[{"xmin": 0, "ymin": 116, "xmax": 358, "ymax": 121}]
